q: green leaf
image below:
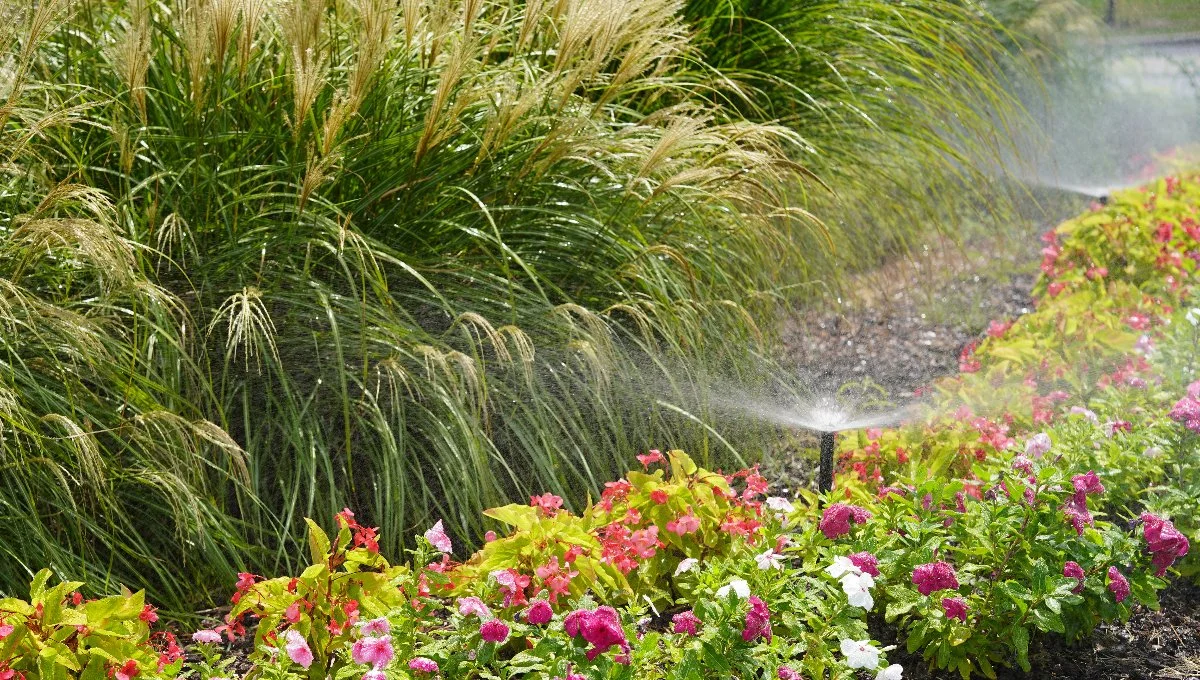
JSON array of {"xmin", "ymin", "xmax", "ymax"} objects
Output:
[
  {"xmin": 305, "ymin": 518, "xmax": 332, "ymax": 564},
  {"xmin": 1013, "ymin": 626, "xmax": 1031, "ymax": 672},
  {"xmin": 483, "ymin": 504, "xmax": 540, "ymax": 530},
  {"xmin": 884, "ymin": 586, "xmax": 921, "ymax": 621}
]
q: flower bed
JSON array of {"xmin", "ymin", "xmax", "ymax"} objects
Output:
[{"xmin": 2, "ymin": 173, "xmax": 1198, "ymax": 679}]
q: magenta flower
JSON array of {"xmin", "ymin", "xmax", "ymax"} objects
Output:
[
  {"xmin": 408, "ymin": 657, "xmax": 439, "ymax": 673},
  {"xmin": 672, "ymin": 610, "xmax": 701, "ymax": 636},
  {"xmin": 1071, "ymin": 472, "xmax": 1105, "ymax": 501},
  {"xmin": 352, "ymin": 636, "xmax": 394, "ymax": 669},
  {"xmin": 742, "ymin": 596, "xmax": 772, "ymax": 642},
  {"xmin": 1063, "ymin": 561, "xmax": 1085, "ymax": 593},
  {"xmin": 778, "ymin": 667, "xmax": 802, "ymax": 680},
  {"xmin": 564, "ymin": 606, "xmax": 630, "ymax": 660},
  {"xmin": 1169, "ymin": 393, "xmax": 1200, "ymax": 432},
  {"xmin": 819, "ymin": 503, "xmax": 872, "ymax": 540},
  {"xmin": 1107, "ymin": 567, "xmax": 1130, "ymax": 603},
  {"xmin": 480, "ymin": 619, "xmax": 510, "ymax": 644},
  {"xmin": 1011, "ymin": 455, "xmax": 1034, "ymax": 475},
  {"xmin": 526, "ymin": 600, "xmax": 553, "ymax": 625},
  {"xmin": 284, "ymin": 630, "xmax": 314, "ymax": 669},
  {"xmin": 363, "ymin": 671, "xmax": 386, "ymax": 680},
  {"xmin": 912, "ymin": 561, "xmax": 959, "ymax": 595},
  {"xmin": 941, "ymin": 597, "xmax": 968, "ymax": 622},
  {"xmin": 1063, "ymin": 498, "xmax": 1094, "ymax": 536},
  {"xmin": 1141, "ymin": 513, "xmax": 1190, "ymax": 577},
  {"xmin": 424, "ymin": 520, "xmax": 452, "ymax": 553},
  {"xmin": 848, "ymin": 551, "xmax": 880, "ymax": 577}
]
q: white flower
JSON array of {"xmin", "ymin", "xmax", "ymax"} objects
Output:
[
  {"xmin": 876, "ymin": 664, "xmax": 904, "ymax": 680},
  {"xmin": 674, "ymin": 558, "xmax": 699, "ymax": 576},
  {"xmin": 840, "ymin": 572, "xmax": 875, "ymax": 610},
  {"xmin": 1069, "ymin": 407, "xmax": 1098, "ymax": 424},
  {"xmin": 1144, "ymin": 446, "xmax": 1164, "ymax": 458},
  {"xmin": 716, "ymin": 578, "xmax": 750, "ymax": 599},
  {"xmin": 1024, "ymin": 432, "xmax": 1052, "ymax": 458},
  {"xmin": 825, "ymin": 556, "xmax": 861, "ymax": 579},
  {"xmin": 765, "ymin": 496, "xmax": 795, "ymax": 513},
  {"xmin": 1186, "ymin": 308, "xmax": 1200, "ymax": 327},
  {"xmin": 841, "ymin": 639, "xmax": 881, "ymax": 669},
  {"xmin": 755, "ymin": 549, "xmax": 784, "ymax": 571}
]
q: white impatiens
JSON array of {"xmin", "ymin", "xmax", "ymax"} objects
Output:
[
  {"xmin": 876, "ymin": 664, "xmax": 904, "ymax": 680},
  {"xmin": 674, "ymin": 558, "xmax": 699, "ymax": 576},
  {"xmin": 716, "ymin": 578, "xmax": 750, "ymax": 599},
  {"xmin": 755, "ymin": 549, "xmax": 784, "ymax": 571},
  {"xmin": 827, "ymin": 555, "xmax": 877, "ymax": 610},
  {"xmin": 841, "ymin": 638, "xmax": 881, "ymax": 669},
  {"xmin": 765, "ymin": 496, "xmax": 795, "ymax": 513},
  {"xmin": 840, "ymin": 571, "xmax": 875, "ymax": 610}
]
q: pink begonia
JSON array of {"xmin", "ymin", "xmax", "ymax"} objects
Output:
[
  {"xmin": 191, "ymin": 629, "xmax": 222, "ymax": 644},
  {"xmin": 530, "ymin": 492, "xmax": 564, "ymax": 516},
  {"xmin": 526, "ymin": 600, "xmax": 554, "ymax": 625},
  {"xmin": 115, "ymin": 660, "xmax": 139, "ymax": 680},
  {"xmin": 564, "ymin": 606, "xmax": 629, "ymax": 661},
  {"xmin": 1063, "ymin": 561, "xmax": 1085, "ymax": 593},
  {"xmin": 284, "ymin": 630, "xmax": 314, "ymax": 669},
  {"xmin": 1107, "ymin": 566, "xmax": 1130, "ymax": 603},
  {"xmin": 742, "ymin": 596, "xmax": 772, "ymax": 642},
  {"xmin": 1141, "ymin": 513, "xmax": 1190, "ymax": 577},
  {"xmin": 848, "ymin": 552, "xmax": 880, "ymax": 577},
  {"xmin": 480, "ymin": 619, "xmax": 510, "ymax": 643},
  {"xmin": 351, "ymin": 636, "xmax": 394, "ymax": 669},
  {"xmin": 941, "ymin": 597, "xmax": 968, "ymax": 622},
  {"xmin": 778, "ymin": 667, "xmax": 802, "ymax": 680},
  {"xmin": 408, "ymin": 657, "xmax": 439, "ymax": 673},
  {"xmin": 457, "ymin": 596, "xmax": 492, "ymax": 619},
  {"xmin": 424, "ymin": 520, "xmax": 452, "ymax": 553},
  {"xmin": 912, "ymin": 561, "xmax": 959, "ymax": 596},
  {"xmin": 359, "ymin": 617, "xmax": 390, "ymax": 636},
  {"xmin": 672, "ymin": 610, "xmax": 701, "ymax": 636},
  {"xmin": 819, "ymin": 503, "xmax": 872, "ymax": 540}
]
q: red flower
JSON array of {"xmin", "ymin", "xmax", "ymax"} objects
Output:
[
  {"xmin": 649, "ymin": 489, "xmax": 670, "ymax": 505},
  {"xmin": 138, "ymin": 605, "xmax": 158, "ymax": 624},
  {"xmin": 114, "ymin": 660, "xmax": 139, "ymax": 680}
]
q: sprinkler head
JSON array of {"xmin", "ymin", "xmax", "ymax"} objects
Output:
[{"xmin": 818, "ymin": 430, "xmax": 836, "ymax": 495}]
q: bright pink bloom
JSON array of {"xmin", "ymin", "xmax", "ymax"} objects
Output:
[
  {"xmin": 363, "ymin": 671, "xmax": 386, "ymax": 680},
  {"xmin": 1071, "ymin": 471, "xmax": 1105, "ymax": 503},
  {"xmin": 565, "ymin": 606, "xmax": 629, "ymax": 660},
  {"xmin": 1141, "ymin": 513, "xmax": 1190, "ymax": 577},
  {"xmin": 987, "ymin": 319, "xmax": 1013, "ymax": 338},
  {"xmin": 359, "ymin": 617, "xmax": 390, "ymax": 636},
  {"xmin": 484, "ymin": 530, "xmax": 498, "ymax": 542},
  {"xmin": 352, "ymin": 636, "xmax": 394, "ymax": 669},
  {"xmin": 637, "ymin": 450, "xmax": 665, "ymax": 468},
  {"xmin": 1107, "ymin": 567, "xmax": 1130, "ymax": 603},
  {"xmin": 848, "ymin": 552, "xmax": 879, "ymax": 577},
  {"xmin": 284, "ymin": 630, "xmax": 314, "ymax": 668},
  {"xmin": 912, "ymin": 561, "xmax": 959, "ymax": 595},
  {"xmin": 480, "ymin": 619, "xmax": 510, "ymax": 644},
  {"xmin": 408, "ymin": 657, "xmax": 438, "ymax": 673},
  {"xmin": 672, "ymin": 610, "xmax": 701, "ymax": 636},
  {"xmin": 1063, "ymin": 497, "xmax": 1094, "ymax": 535},
  {"xmin": 284, "ymin": 601, "xmax": 302, "ymax": 624},
  {"xmin": 778, "ymin": 667, "xmax": 802, "ymax": 680},
  {"xmin": 942, "ymin": 597, "xmax": 968, "ymax": 622},
  {"xmin": 742, "ymin": 596, "xmax": 772, "ymax": 642},
  {"xmin": 819, "ymin": 503, "xmax": 871, "ymax": 540},
  {"xmin": 526, "ymin": 600, "xmax": 553, "ymax": 625},
  {"xmin": 424, "ymin": 520, "xmax": 452, "ymax": 553},
  {"xmin": 1011, "ymin": 455, "xmax": 1034, "ymax": 475},
  {"xmin": 530, "ymin": 493, "xmax": 564, "ymax": 516},
  {"xmin": 1169, "ymin": 394, "xmax": 1200, "ymax": 433},
  {"xmin": 535, "ymin": 556, "xmax": 577, "ymax": 603},
  {"xmin": 666, "ymin": 509, "xmax": 700, "ymax": 535},
  {"xmin": 1064, "ymin": 561, "xmax": 1085, "ymax": 593}
]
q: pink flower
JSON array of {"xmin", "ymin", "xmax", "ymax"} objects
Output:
[
  {"xmin": 457, "ymin": 596, "xmax": 492, "ymax": 619},
  {"xmin": 650, "ymin": 489, "xmax": 670, "ymax": 504},
  {"xmin": 1047, "ymin": 281, "xmax": 1067, "ymax": 297},
  {"xmin": 666, "ymin": 509, "xmax": 700, "ymax": 535},
  {"xmin": 359, "ymin": 617, "xmax": 390, "ymax": 636},
  {"xmin": 912, "ymin": 561, "xmax": 959, "ymax": 595},
  {"xmin": 1107, "ymin": 566, "xmax": 1130, "ymax": 603},
  {"xmin": 480, "ymin": 619, "xmax": 510, "ymax": 644},
  {"xmin": 564, "ymin": 606, "xmax": 629, "ymax": 660},
  {"xmin": 363, "ymin": 672, "xmax": 386, "ymax": 680},
  {"xmin": 484, "ymin": 530, "xmax": 498, "ymax": 542},
  {"xmin": 637, "ymin": 450, "xmax": 665, "ymax": 468},
  {"xmin": 191, "ymin": 629, "xmax": 222, "ymax": 644},
  {"xmin": 941, "ymin": 597, "xmax": 968, "ymax": 622},
  {"xmin": 526, "ymin": 600, "xmax": 553, "ymax": 625},
  {"xmin": 352, "ymin": 636, "xmax": 395, "ymax": 669},
  {"xmin": 741, "ymin": 596, "xmax": 772, "ymax": 642},
  {"xmin": 848, "ymin": 552, "xmax": 879, "ymax": 577},
  {"xmin": 1169, "ymin": 394, "xmax": 1200, "ymax": 433},
  {"xmin": 530, "ymin": 493, "xmax": 564, "ymax": 516},
  {"xmin": 1141, "ymin": 513, "xmax": 1190, "ymax": 577},
  {"xmin": 672, "ymin": 610, "xmax": 701, "ymax": 636},
  {"xmin": 1071, "ymin": 472, "xmax": 1104, "ymax": 500},
  {"xmin": 284, "ymin": 630, "xmax": 314, "ymax": 669},
  {"xmin": 1062, "ymin": 496, "xmax": 1094, "ymax": 535},
  {"xmin": 408, "ymin": 657, "xmax": 439, "ymax": 673},
  {"xmin": 424, "ymin": 520, "xmax": 452, "ymax": 553},
  {"xmin": 778, "ymin": 667, "xmax": 802, "ymax": 680},
  {"xmin": 115, "ymin": 660, "xmax": 140, "ymax": 680},
  {"xmin": 1011, "ymin": 455, "xmax": 1034, "ymax": 475},
  {"xmin": 819, "ymin": 503, "xmax": 872, "ymax": 540},
  {"xmin": 1063, "ymin": 561, "xmax": 1085, "ymax": 593}
]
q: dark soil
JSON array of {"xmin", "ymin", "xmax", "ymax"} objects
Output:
[{"xmin": 873, "ymin": 578, "xmax": 1200, "ymax": 680}]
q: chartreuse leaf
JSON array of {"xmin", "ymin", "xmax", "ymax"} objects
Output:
[
  {"xmin": 483, "ymin": 504, "xmax": 540, "ymax": 530},
  {"xmin": 306, "ymin": 518, "xmax": 331, "ymax": 564},
  {"xmin": 884, "ymin": 586, "xmax": 920, "ymax": 621},
  {"xmin": 1012, "ymin": 626, "xmax": 1031, "ymax": 672}
]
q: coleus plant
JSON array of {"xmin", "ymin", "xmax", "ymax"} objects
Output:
[{"xmin": 0, "ymin": 570, "xmax": 181, "ymax": 680}]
